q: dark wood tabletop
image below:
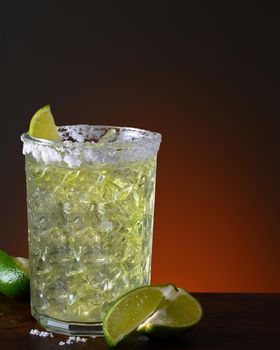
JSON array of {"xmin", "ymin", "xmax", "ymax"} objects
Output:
[{"xmin": 0, "ymin": 293, "xmax": 279, "ymax": 350}]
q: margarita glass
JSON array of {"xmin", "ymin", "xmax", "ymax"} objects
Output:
[{"xmin": 21, "ymin": 125, "xmax": 161, "ymax": 335}]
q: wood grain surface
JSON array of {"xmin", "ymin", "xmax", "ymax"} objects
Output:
[{"xmin": 0, "ymin": 293, "xmax": 279, "ymax": 350}]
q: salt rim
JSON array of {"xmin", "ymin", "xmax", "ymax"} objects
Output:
[{"xmin": 21, "ymin": 125, "xmax": 161, "ymax": 167}]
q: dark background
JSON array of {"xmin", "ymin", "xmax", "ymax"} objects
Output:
[{"xmin": 0, "ymin": 1, "xmax": 279, "ymax": 292}]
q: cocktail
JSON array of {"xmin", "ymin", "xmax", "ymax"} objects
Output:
[{"xmin": 21, "ymin": 110, "xmax": 161, "ymax": 335}]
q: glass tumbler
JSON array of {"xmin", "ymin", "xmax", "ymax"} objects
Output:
[{"xmin": 21, "ymin": 125, "xmax": 161, "ymax": 335}]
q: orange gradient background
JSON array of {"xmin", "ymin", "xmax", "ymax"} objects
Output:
[{"xmin": 0, "ymin": 2, "xmax": 279, "ymax": 292}]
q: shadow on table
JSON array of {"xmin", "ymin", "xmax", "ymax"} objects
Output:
[{"xmin": 116, "ymin": 333, "xmax": 198, "ymax": 350}]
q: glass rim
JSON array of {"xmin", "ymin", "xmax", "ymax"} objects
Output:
[{"xmin": 21, "ymin": 124, "xmax": 162, "ymax": 150}]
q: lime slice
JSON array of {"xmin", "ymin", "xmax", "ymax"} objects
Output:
[
  {"xmin": 102, "ymin": 284, "xmax": 177, "ymax": 347},
  {"xmin": 0, "ymin": 249, "xmax": 30, "ymax": 299},
  {"xmin": 137, "ymin": 287, "xmax": 202, "ymax": 336},
  {"xmin": 28, "ymin": 105, "xmax": 60, "ymax": 141}
]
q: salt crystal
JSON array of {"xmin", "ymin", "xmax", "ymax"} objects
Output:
[
  {"xmin": 83, "ymin": 148, "xmax": 96, "ymax": 161},
  {"xmin": 74, "ymin": 336, "xmax": 88, "ymax": 343},
  {"xmin": 32, "ymin": 148, "xmax": 41, "ymax": 161},
  {"xmin": 63, "ymin": 155, "xmax": 82, "ymax": 168},
  {"xmin": 75, "ymin": 133, "xmax": 85, "ymax": 143},
  {"xmin": 22, "ymin": 143, "xmax": 33, "ymax": 155},
  {"xmin": 41, "ymin": 147, "xmax": 62, "ymax": 163},
  {"xmin": 29, "ymin": 329, "xmax": 53, "ymax": 338},
  {"xmin": 61, "ymin": 127, "xmax": 86, "ymax": 143},
  {"xmin": 30, "ymin": 329, "xmax": 40, "ymax": 335}
]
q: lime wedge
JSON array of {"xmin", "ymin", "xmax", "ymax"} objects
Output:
[
  {"xmin": 102, "ymin": 284, "xmax": 177, "ymax": 347},
  {"xmin": 137, "ymin": 287, "xmax": 202, "ymax": 336},
  {"xmin": 0, "ymin": 249, "xmax": 30, "ymax": 299},
  {"xmin": 28, "ymin": 105, "xmax": 60, "ymax": 141}
]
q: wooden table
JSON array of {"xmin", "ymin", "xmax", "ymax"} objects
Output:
[{"xmin": 0, "ymin": 293, "xmax": 279, "ymax": 349}]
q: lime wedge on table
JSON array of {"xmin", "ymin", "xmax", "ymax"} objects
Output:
[
  {"xmin": 0, "ymin": 249, "xmax": 30, "ymax": 299},
  {"xmin": 137, "ymin": 287, "xmax": 202, "ymax": 336},
  {"xmin": 103, "ymin": 284, "xmax": 176, "ymax": 347},
  {"xmin": 28, "ymin": 105, "xmax": 60, "ymax": 141},
  {"xmin": 102, "ymin": 284, "xmax": 202, "ymax": 347}
]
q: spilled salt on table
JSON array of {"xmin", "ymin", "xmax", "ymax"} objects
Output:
[{"xmin": 29, "ymin": 329, "xmax": 89, "ymax": 346}]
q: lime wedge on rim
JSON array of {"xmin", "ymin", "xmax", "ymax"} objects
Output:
[
  {"xmin": 0, "ymin": 249, "xmax": 30, "ymax": 299},
  {"xmin": 28, "ymin": 105, "xmax": 60, "ymax": 141},
  {"xmin": 102, "ymin": 284, "xmax": 202, "ymax": 347},
  {"xmin": 137, "ymin": 287, "xmax": 202, "ymax": 336},
  {"xmin": 102, "ymin": 284, "xmax": 177, "ymax": 347}
]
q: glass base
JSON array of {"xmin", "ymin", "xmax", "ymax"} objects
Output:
[{"xmin": 34, "ymin": 313, "xmax": 103, "ymax": 336}]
